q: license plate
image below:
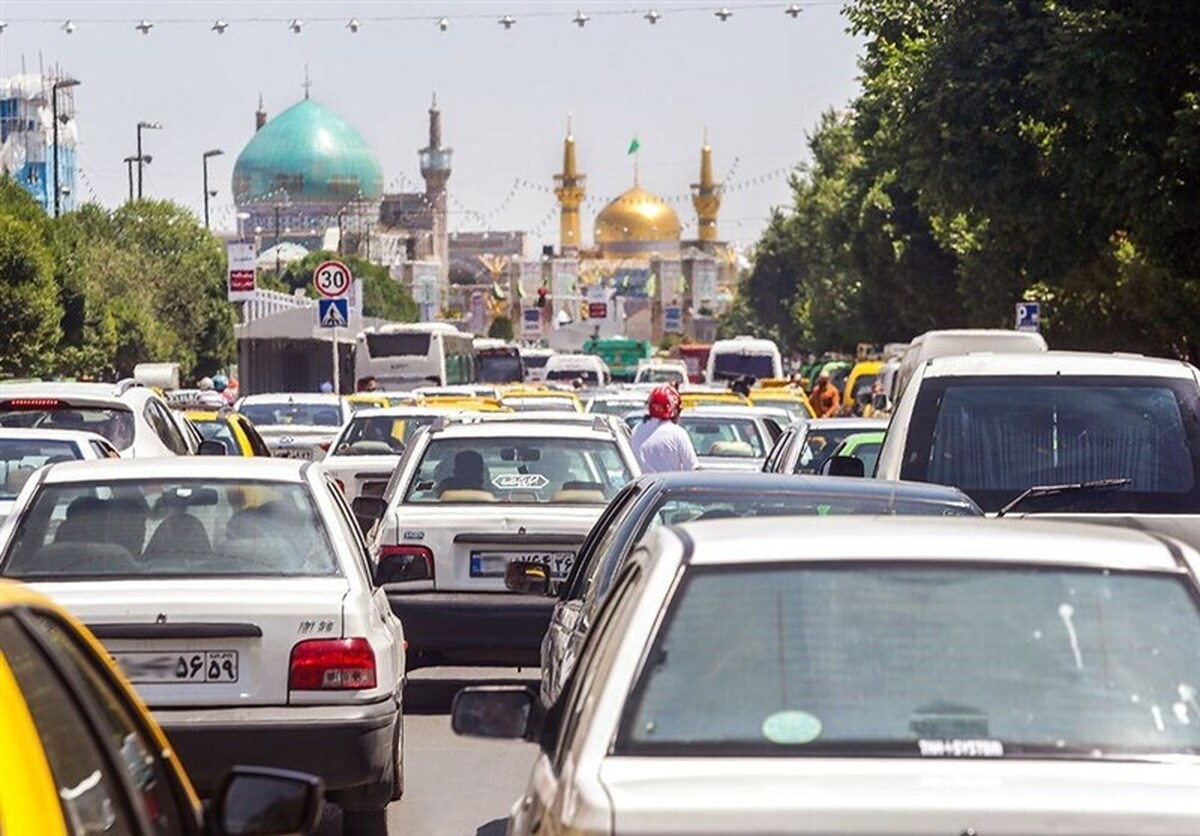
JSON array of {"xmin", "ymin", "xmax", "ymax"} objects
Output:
[
  {"xmin": 471, "ymin": 550, "xmax": 574, "ymax": 580},
  {"xmin": 273, "ymin": 447, "xmax": 313, "ymax": 460},
  {"xmin": 114, "ymin": 651, "xmax": 239, "ymax": 684}
]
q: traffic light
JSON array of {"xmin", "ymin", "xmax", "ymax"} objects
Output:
[{"xmin": 536, "ymin": 287, "xmax": 549, "ymax": 308}]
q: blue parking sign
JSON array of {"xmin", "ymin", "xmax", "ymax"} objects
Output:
[{"xmin": 1015, "ymin": 301, "xmax": 1040, "ymax": 332}]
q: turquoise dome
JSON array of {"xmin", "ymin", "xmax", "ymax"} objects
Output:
[{"xmin": 232, "ymin": 98, "xmax": 383, "ymax": 205}]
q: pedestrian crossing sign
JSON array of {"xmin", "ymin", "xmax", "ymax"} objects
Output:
[{"xmin": 318, "ymin": 298, "xmax": 349, "ymax": 329}]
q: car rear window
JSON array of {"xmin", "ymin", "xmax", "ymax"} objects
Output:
[
  {"xmin": 619, "ymin": 563, "xmax": 1200, "ymax": 758},
  {"xmin": 681, "ymin": 416, "xmax": 765, "ymax": 458},
  {"xmin": 0, "ymin": 404, "xmax": 136, "ymax": 450},
  {"xmin": 1, "ymin": 440, "xmax": 82, "ymax": 499},
  {"xmin": 240, "ymin": 402, "xmax": 344, "ymax": 427},
  {"xmin": 901, "ymin": 376, "xmax": 1200, "ymax": 513},
  {"xmin": 2, "ymin": 479, "xmax": 339, "ymax": 578},
  {"xmin": 334, "ymin": 415, "xmax": 435, "ymax": 455},
  {"xmin": 405, "ymin": 436, "xmax": 632, "ymax": 504}
]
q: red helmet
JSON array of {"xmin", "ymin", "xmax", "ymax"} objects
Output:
[{"xmin": 647, "ymin": 385, "xmax": 682, "ymax": 421}]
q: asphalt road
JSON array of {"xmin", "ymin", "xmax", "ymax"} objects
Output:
[{"xmin": 319, "ymin": 667, "xmax": 540, "ymax": 835}]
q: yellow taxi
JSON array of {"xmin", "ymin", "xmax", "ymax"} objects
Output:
[
  {"xmin": 184, "ymin": 408, "xmax": 271, "ymax": 456},
  {"xmin": 418, "ymin": 395, "xmax": 510, "ymax": 412},
  {"xmin": 680, "ymin": 392, "xmax": 750, "ymax": 410},
  {"xmin": 749, "ymin": 384, "xmax": 816, "ymax": 421},
  {"xmin": 843, "ymin": 359, "xmax": 884, "ymax": 414},
  {"xmin": 0, "ymin": 581, "xmax": 323, "ymax": 835},
  {"xmin": 346, "ymin": 393, "xmax": 396, "ymax": 412},
  {"xmin": 498, "ymin": 388, "xmax": 584, "ymax": 413}
]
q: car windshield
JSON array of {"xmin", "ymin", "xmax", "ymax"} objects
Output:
[
  {"xmin": 638, "ymin": 368, "xmax": 687, "ymax": 384},
  {"xmin": 191, "ymin": 419, "xmax": 239, "ymax": 454},
  {"xmin": 0, "ymin": 405, "xmax": 136, "ymax": 450},
  {"xmin": 833, "ymin": 436, "xmax": 884, "ymax": 475},
  {"xmin": 0, "ymin": 440, "xmax": 82, "ymax": 500},
  {"xmin": 713, "ymin": 354, "xmax": 775, "ymax": 380},
  {"xmin": 619, "ymin": 563, "xmax": 1200, "ymax": 758},
  {"xmin": 478, "ymin": 354, "xmax": 524, "ymax": 383},
  {"xmin": 681, "ymin": 416, "xmax": 766, "ymax": 458},
  {"xmin": 2, "ymin": 479, "xmax": 338, "ymax": 578},
  {"xmin": 503, "ymin": 398, "xmax": 577, "ymax": 413},
  {"xmin": 797, "ymin": 425, "xmax": 875, "ymax": 473},
  {"xmin": 522, "ymin": 355, "xmax": 551, "ymax": 370},
  {"xmin": 901, "ymin": 377, "xmax": 1200, "ymax": 513},
  {"xmin": 334, "ymin": 414, "xmax": 435, "ymax": 455},
  {"xmin": 588, "ymin": 399, "xmax": 645, "ymax": 417},
  {"xmin": 547, "ymin": 369, "xmax": 600, "ymax": 384},
  {"xmin": 240, "ymin": 402, "xmax": 344, "ymax": 427},
  {"xmin": 405, "ymin": 436, "xmax": 631, "ymax": 504}
]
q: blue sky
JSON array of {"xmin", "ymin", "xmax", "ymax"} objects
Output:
[{"xmin": 1, "ymin": 0, "xmax": 864, "ymax": 248}]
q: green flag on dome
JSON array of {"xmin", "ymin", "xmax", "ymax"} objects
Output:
[{"xmin": 627, "ymin": 137, "xmax": 640, "ymax": 155}]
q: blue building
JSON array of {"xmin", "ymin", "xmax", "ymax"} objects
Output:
[{"xmin": 0, "ymin": 73, "xmax": 78, "ymax": 214}]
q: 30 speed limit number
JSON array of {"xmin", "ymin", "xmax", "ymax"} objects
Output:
[{"xmin": 313, "ymin": 260, "xmax": 352, "ymax": 298}]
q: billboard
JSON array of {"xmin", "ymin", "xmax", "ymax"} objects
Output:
[{"xmin": 226, "ymin": 241, "xmax": 256, "ymax": 301}]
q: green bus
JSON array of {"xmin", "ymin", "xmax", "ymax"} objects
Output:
[{"xmin": 582, "ymin": 336, "xmax": 653, "ymax": 382}]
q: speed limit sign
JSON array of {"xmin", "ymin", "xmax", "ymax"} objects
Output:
[{"xmin": 313, "ymin": 260, "xmax": 352, "ymax": 299}]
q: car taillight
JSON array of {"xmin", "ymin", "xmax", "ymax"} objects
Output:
[
  {"xmin": 289, "ymin": 638, "xmax": 376, "ymax": 690},
  {"xmin": 378, "ymin": 544, "xmax": 435, "ymax": 582}
]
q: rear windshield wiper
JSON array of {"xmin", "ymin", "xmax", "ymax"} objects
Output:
[{"xmin": 995, "ymin": 478, "xmax": 1132, "ymax": 517}]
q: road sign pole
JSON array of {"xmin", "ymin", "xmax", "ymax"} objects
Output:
[{"xmin": 331, "ymin": 325, "xmax": 340, "ymax": 395}]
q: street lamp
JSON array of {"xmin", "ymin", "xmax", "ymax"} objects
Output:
[
  {"xmin": 136, "ymin": 121, "xmax": 162, "ymax": 199},
  {"xmin": 122, "ymin": 155, "xmax": 150, "ymax": 202},
  {"xmin": 202, "ymin": 148, "xmax": 223, "ymax": 229},
  {"xmin": 51, "ymin": 77, "xmax": 80, "ymax": 217}
]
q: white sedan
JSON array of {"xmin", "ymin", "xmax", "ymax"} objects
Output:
[
  {"xmin": 453, "ymin": 516, "xmax": 1200, "ymax": 834},
  {"xmin": 357, "ymin": 417, "xmax": 639, "ymax": 668},
  {"xmin": 0, "ymin": 457, "xmax": 406, "ymax": 833},
  {"xmin": 236, "ymin": 392, "xmax": 352, "ymax": 460},
  {"xmin": 0, "ymin": 428, "xmax": 118, "ymax": 519}
]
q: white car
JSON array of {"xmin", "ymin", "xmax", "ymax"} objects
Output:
[
  {"xmin": 0, "ymin": 380, "xmax": 193, "ymax": 458},
  {"xmin": 633, "ymin": 359, "xmax": 689, "ymax": 386},
  {"xmin": 0, "ymin": 457, "xmax": 406, "ymax": 831},
  {"xmin": 322, "ymin": 405, "xmax": 463, "ymax": 501},
  {"xmin": 0, "ymin": 428, "xmax": 118, "ymax": 518},
  {"xmin": 236, "ymin": 393, "xmax": 352, "ymax": 460},
  {"xmin": 544, "ymin": 354, "xmax": 612, "ymax": 387},
  {"xmin": 454, "ymin": 516, "xmax": 1200, "ymax": 835},
  {"xmin": 763, "ymin": 417, "xmax": 890, "ymax": 475},
  {"xmin": 357, "ymin": 417, "xmax": 639, "ymax": 668},
  {"xmin": 874, "ymin": 351, "xmax": 1200, "ymax": 549},
  {"xmin": 520, "ymin": 347, "xmax": 556, "ymax": 384}
]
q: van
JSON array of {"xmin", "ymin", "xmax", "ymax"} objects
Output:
[
  {"xmin": 543, "ymin": 354, "xmax": 611, "ymax": 387},
  {"xmin": 705, "ymin": 336, "xmax": 783, "ymax": 384},
  {"xmin": 891, "ymin": 329, "xmax": 1047, "ymax": 405}
]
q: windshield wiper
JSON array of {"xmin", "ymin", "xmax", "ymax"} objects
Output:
[{"xmin": 995, "ymin": 478, "xmax": 1132, "ymax": 517}]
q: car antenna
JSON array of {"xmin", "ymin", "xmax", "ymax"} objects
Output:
[{"xmin": 995, "ymin": 477, "xmax": 1132, "ymax": 517}]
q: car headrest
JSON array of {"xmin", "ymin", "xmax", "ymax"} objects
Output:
[
  {"xmin": 551, "ymin": 489, "xmax": 606, "ymax": 503},
  {"xmin": 708, "ymin": 441, "xmax": 755, "ymax": 457},
  {"xmin": 438, "ymin": 489, "xmax": 497, "ymax": 502}
]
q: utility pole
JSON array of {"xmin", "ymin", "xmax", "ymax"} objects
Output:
[
  {"xmin": 51, "ymin": 77, "xmax": 80, "ymax": 217},
  {"xmin": 122, "ymin": 156, "xmax": 138, "ymax": 202},
  {"xmin": 202, "ymin": 149, "xmax": 223, "ymax": 229},
  {"xmin": 136, "ymin": 121, "xmax": 162, "ymax": 199}
]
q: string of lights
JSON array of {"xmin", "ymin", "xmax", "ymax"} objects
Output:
[{"xmin": 0, "ymin": 3, "xmax": 835, "ymax": 35}]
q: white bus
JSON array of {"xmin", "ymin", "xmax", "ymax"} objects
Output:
[
  {"xmin": 356, "ymin": 323, "xmax": 477, "ymax": 390},
  {"xmin": 705, "ymin": 336, "xmax": 783, "ymax": 384}
]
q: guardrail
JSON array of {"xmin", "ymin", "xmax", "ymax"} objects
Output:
[{"xmin": 241, "ymin": 288, "xmax": 316, "ymax": 323}]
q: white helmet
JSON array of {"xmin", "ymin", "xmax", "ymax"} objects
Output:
[{"xmin": 198, "ymin": 376, "xmax": 215, "ymax": 391}]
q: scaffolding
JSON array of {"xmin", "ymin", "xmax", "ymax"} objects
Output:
[{"xmin": 0, "ymin": 66, "xmax": 78, "ymax": 214}]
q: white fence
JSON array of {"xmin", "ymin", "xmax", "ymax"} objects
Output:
[{"xmin": 241, "ymin": 288, "xmax": 315, "ymax": 324}]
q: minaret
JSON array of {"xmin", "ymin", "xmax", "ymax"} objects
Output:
[
  {"xmin": 554, "ymin": 115, "xmax": 586, "ymax": 255},
  {"xmin": 691, "ymin": 131, "xmax": 721, "ymax": 244},
  {"xmin": 255, "ymin": 94, "xmax": 267, "ymax": 131},
  {"xmin": 419, "ymin": 93, "xmax": 452, "ymax": 270}
]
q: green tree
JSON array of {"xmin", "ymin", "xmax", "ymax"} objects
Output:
[{"xmin": 0, "ymin": 215, "xmax": 63, "ymax": 376}]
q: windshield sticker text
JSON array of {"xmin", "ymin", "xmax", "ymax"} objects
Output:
[
  {"xmin": 918, "ymin": 739, "xmax": 1004, "ymax": 758},
  {"xmin": 492, "ymin": 473, "xmax": 549, "ymax": 490}
]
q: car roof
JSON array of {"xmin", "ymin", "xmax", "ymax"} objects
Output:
[
  {"xmin": 682, "ymin": 407, "xmax": 775, "ymax": 419},
  {"xmin": 38, "ymin": 457, "xmax": 310, "ymax": 483},
  {"xmin": 673, "ymin": 516, "xmax": 1189, "ymax": 571},
  {"xmin": 237, "ymin": 393, "xmax": 347, "ymax": 405},
  {"xmin": 349, "ymin": 406, "xmax": 464, "ymax": 418},
  {"xmin": 632, "ymin": 471, "xmax": 975, "ymax": 503},
  {"xmin": 0, "ymin": 428, "xmax": 107, "ymax": 444},
  {"xmin": 428, "ymin": 421, "xmax": 616, "ymax": 440},
  {"xmin": 921, "ymin": 350, "xmax": 1197, "ymax": 379},
  {"xmin": 789, "ymin": 417, "xmax": 890, "ymax": 431}
]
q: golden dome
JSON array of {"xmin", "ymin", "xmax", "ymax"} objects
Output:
[{"xmin": 594, "ymin": 186, "xmax": 682, "ymax": 257}]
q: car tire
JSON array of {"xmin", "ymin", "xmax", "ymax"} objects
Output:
[
  {"xmin": 390, "ymin": 714, "xmax": 405, "ymax": 801},
  {"xmin": 342, "ymin": 808, "xmax": 387, "ymax": 836}
]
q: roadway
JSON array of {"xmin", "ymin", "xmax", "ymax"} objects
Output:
[{"xmin": 320, "ymin": 667, "xmax": 539, "ymax": 835}]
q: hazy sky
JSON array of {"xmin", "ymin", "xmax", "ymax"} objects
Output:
[{"xmin": 2, "ymin": 0, "xmax": 864, "ymax": 248}]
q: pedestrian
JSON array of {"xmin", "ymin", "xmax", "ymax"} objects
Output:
[
  {"xmin": 809, "ymin": 370, "xmax": 841, "ymax": 418},
  {"xmin": 730, "ymin": 375, "xmax": 755, "ymax": 399},
  {"xmin": 356, "ymin": 376, "xmax": 378, "ymax": 393},
  {"xmin": 319, "ymin": 381, "xmax": 334, "ymax": 394},
  {"xmin": 630, "ymin": 385, "xmax": 699, "ymax": 473}
]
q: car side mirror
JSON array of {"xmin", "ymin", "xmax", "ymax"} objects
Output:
[
  {"xmin": 198, "ymin": 439, "xmax": 229, "ymax": 456},
  {"xmin": 350, "ymin": 496, "xmax": 387, "ymax": 536},
  {"xmin": 375, "ymin": 549, "xmax": 432, "ymax": 584},
  {"xmin": 212, "ymin": 766, "xmax": 323, "ymax": 836},
  {"xmin": 451, "ymin": 686, "xmax": 537, "ymax": 741},
  {"xmin": 821, "ymin": 455, "xmax": 865, "ymax": 478},
  {"xmin": 504, "ymin": 560, "xmax": 549, "ymax": 596}
]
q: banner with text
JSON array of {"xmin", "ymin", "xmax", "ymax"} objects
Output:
[{"xmin": 226, "ymin": 241, "xmax": 256, "ymax": 302}]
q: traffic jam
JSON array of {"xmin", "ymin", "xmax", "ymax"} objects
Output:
[{"xmin": 1, "ymin": 322, "xmax": 1199, "ymax": 836}]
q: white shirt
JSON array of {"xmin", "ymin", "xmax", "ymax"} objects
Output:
[{"xmin": 631, "ymin": 418, "xmax": 699, "ymax": 473}]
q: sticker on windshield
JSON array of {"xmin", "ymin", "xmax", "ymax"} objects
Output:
[
  {"xmin": 761, "ymin": 710, "xmax": 822, "ymax": 745},
  {"xmin": 492, "ymin": 473, "xmax": 549, "ymax": 491},
  {"xmin": 917, "ymin": 739, "xmax": 1004, "ymax": 758}
]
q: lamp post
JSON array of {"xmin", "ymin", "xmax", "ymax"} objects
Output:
[
  {"xmin": 135, "ymin": 121, "xmax": 162, "ymax": 199},
  {"xmin": 122, "ymin": 156, "xmax": 139, "ymax": 202},
  {"xmin": 51, "ymin": 77, "xmax": 80, "ymax": 217},
  {"xmin": 201, "ymin": 148, "xmax": 223, "ymax": 229}
]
